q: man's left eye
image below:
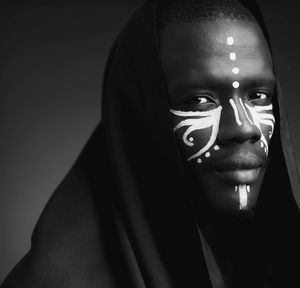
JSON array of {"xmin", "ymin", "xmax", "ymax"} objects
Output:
[
  {"xmin": 196, "ymin": 97, "xmax": 209, "ymax": 104},
  {"xmin": 248, "ymin": 91, "xmax": 272, "ymax": 105},
  {"xmin": 254, "ymin": 92, "xmax": 268, "ymax": 100}
]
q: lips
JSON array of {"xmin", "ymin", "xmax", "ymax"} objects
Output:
[{"xmin": 213, "ymin": 153, "xmax": 265, "ymax": 184}]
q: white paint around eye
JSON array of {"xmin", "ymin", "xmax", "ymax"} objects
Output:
[
  {"xmin": 239, "ymin": 98, "xmax": 253, "ymax": 124},
  {"xmin": 232, "ymin": 81, "xmax": 240, "ymax": 88},
  {"xmin": 227, "ymin": 36, "xmax": 234, "ymax": 45},
  {"xmin": 244, "ymin": 103, "xmax": 275, "ymax": 156},
  {"xmin": 232, "ymin": 67, "xmax": 239, "ymax": 74},
  {"xmin": 189, "ymin": 137, "xmax": 194, "ymax": 142},
  {"xmin": 230, "ymin": 52, "xmax": 236, "ymax": 61},
  {"xmin": 170, "ymin": 106, "xmax": 222, "ymax": 162},
  {"xmin": 229, "ymin": 99, "xmax": 242, "ymax": 126}
]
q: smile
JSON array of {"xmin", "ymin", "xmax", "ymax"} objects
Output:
[{"xmin": 214, "ymin": 168, "xmax": 261, "ymax": 184}]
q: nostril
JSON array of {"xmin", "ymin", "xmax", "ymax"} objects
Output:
[{"xmin": 218, "ymin": 125, "xmax": 261, "ymax": 145}]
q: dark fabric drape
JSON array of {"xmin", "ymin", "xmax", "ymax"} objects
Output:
[{"xmin": 2, "ymin": 1, "xmax": 300, "ymax": 287}]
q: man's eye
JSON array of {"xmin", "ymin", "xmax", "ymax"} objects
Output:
[
  {"xmin": 191, "ymin": 96, "xmax": 215, "ymax": 105},
  {"xmin": 196, "ymin": 97, "xmax": 209, "ymax": 104},
  {"xmin": 254, "ymin": 92, "xmax": 268, "ymax": 100},
  {"xmin": 248, "ymin": 91, "xmax": 272, "ymax": 105}
]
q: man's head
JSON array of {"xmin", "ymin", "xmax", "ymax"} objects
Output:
[{"xmin": 158, "ymin": 0, "xmax": 275, "ymax": 217}]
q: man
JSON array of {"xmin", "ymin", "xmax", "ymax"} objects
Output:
[
  {"xmin": 159, "ymin": 1, "xmax": 275, "ymax": 286},
  {"xmin": 2, "ymin": 0, "xmax": 299, "ymax": 287}
]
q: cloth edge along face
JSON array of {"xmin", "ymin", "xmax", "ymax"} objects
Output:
[
  {"xmin": 102, "ymin": 1, "xmax": 300, "ymax": 287},
  {"xmin": 2, "ymin": 0, "xmax": 300, "ymax": 288}
]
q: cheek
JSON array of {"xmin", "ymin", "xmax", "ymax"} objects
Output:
[
  {"xmin": 170, "ymin": 106, "xmax": 222, "ymax": 163},
  {"xmin": 174, "ymin": 127, "xmax": 213, "ymax": 159},
  {"xmin": 261, "ymin": 124, "xmax": 273, "ymax": 144}
]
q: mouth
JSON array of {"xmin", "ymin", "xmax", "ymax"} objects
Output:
[
  {"xmin": 213, "ymin": 153, "xmax": 265, "ymax": 185},
  {"xmin": 214, "ymin": 168, "xmax": 261, "ymax": 184}
]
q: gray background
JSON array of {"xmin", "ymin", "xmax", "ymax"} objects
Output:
[{"xmin": 0, "ymin": 0, "xmax": 299, "ymax": 283}]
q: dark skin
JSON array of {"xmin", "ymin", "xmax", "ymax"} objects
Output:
[{"xmin": 161, "ymin": 19, "xmax": 275, "ymax": 287}]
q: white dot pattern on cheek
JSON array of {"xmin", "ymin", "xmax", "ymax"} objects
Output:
[{"xmin": 170, "ymin": 106, "xmax": 222, "ymax": 163}]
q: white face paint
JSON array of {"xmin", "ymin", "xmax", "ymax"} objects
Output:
[
  {"xmin": 169, "ymin": 33, "xmax": 274, "ymax": 211},
  {"xmin": 170, "ymin": 107, "xmax": 222, "ymax": 162},
  {"xmin": 229, "ymin": 52, "xmax": 236, "ymax": 61},
  {"xmin": 229, "ymin": 99, "xmax": 242, "ymax": 126},
  {"xmin": 232, "ymin": 81, "xmax": 240, "ymax": 88},
  {"xmin": 232, "ymin": 67, "xmax": 240, "ymax": 74},
  {"xmin": 244, "ymin": 103, "xmax": 275, "ymax": 155},
  {"xmin": 227, "ymin": 37, "xmax": 240, "ymax": 89},
  {"xmin": 231, "ymin": 98, "xmax": 275, "ymax": 155},
  {"xmin": 230, "ymin": 99, "xmax": 274, "ymax": 209},
  {"xmin": 227, "ymin": 36, "xmax": 234, "ymax": 45},
  {"xmin": 236, "ymin": 184, "xmax": 251, "ymax": 210}
]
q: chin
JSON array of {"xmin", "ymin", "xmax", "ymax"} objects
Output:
[
  {"xmin": 188, "ymin": 165, "xmax": 265, "ymax": 220},
  {"xmin": 226, "ymin": 203, "xmax": 257, "ymax": 220}
]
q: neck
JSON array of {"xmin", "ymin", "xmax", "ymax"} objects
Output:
[{"xmin": 196, "ymin": 204, "xmax": 264, "ymax": 288}]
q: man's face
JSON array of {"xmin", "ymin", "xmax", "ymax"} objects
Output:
[{"xmin": 161, "ymin": 19, "xmax": 275, "ymax": 214}]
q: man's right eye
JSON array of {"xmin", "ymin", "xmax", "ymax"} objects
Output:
[
  {"xmin": 195, "ymin": 97, "xmax": 209, "ymax": 104},
  {"xmin": 188, "ymin": 96, "xmax": 217, "ymax": 109}
]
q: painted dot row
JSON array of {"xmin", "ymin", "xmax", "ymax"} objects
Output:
[{"xmin": 227, "ymin": 37, "xmax": 240, "ymax": 89}]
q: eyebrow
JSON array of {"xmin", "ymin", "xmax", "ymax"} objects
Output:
[
  {"xmin": 239, "ymin": 78, "xmax": 276, "ymax": 90},
  {"xmin": 182, "ymin": 77, "xmax": 276, "ymax": 91}
]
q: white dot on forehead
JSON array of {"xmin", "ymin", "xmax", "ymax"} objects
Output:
[
  {"xmin": 230, "ymin": 52, "xmax": 236, "ymax": 61},
  {"xmin": 232, "ymin": 81, "xmax": 240, "ymax": 88},
  {"xmin": 227, "ymin": 36, "xmax": 234, "ymax": 45},
  {"xmin": 205, "ymin": 152, "xmax": 210, "ymax": 158},
  {"xmin": 232, "ymin": 67, "xmax": 239, "ymax": 74},
  {"xmin": 197, "ymin": 158, "xmax": 202, "ymax": 163}
]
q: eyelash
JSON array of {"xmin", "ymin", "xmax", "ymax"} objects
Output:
[
  {"xmin": 191, "ymin": 96, "xmax": 215, "ymax": 105},
  {"xmin": 247, "ymin": 91, "xmax": 273, "ymax": 103},
  {"xmin": 184, "ymin": 91, "xmax": 273, "ymax": 108}
]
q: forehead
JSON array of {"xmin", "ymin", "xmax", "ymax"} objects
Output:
[{"xmin": 160, "ymin": 19, "xmax": 274, "ymax": 89}]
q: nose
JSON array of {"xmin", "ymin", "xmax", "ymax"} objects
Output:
[{"xmin": 217, "ymin": 98, "xmax": 261, "ymax": 145}]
